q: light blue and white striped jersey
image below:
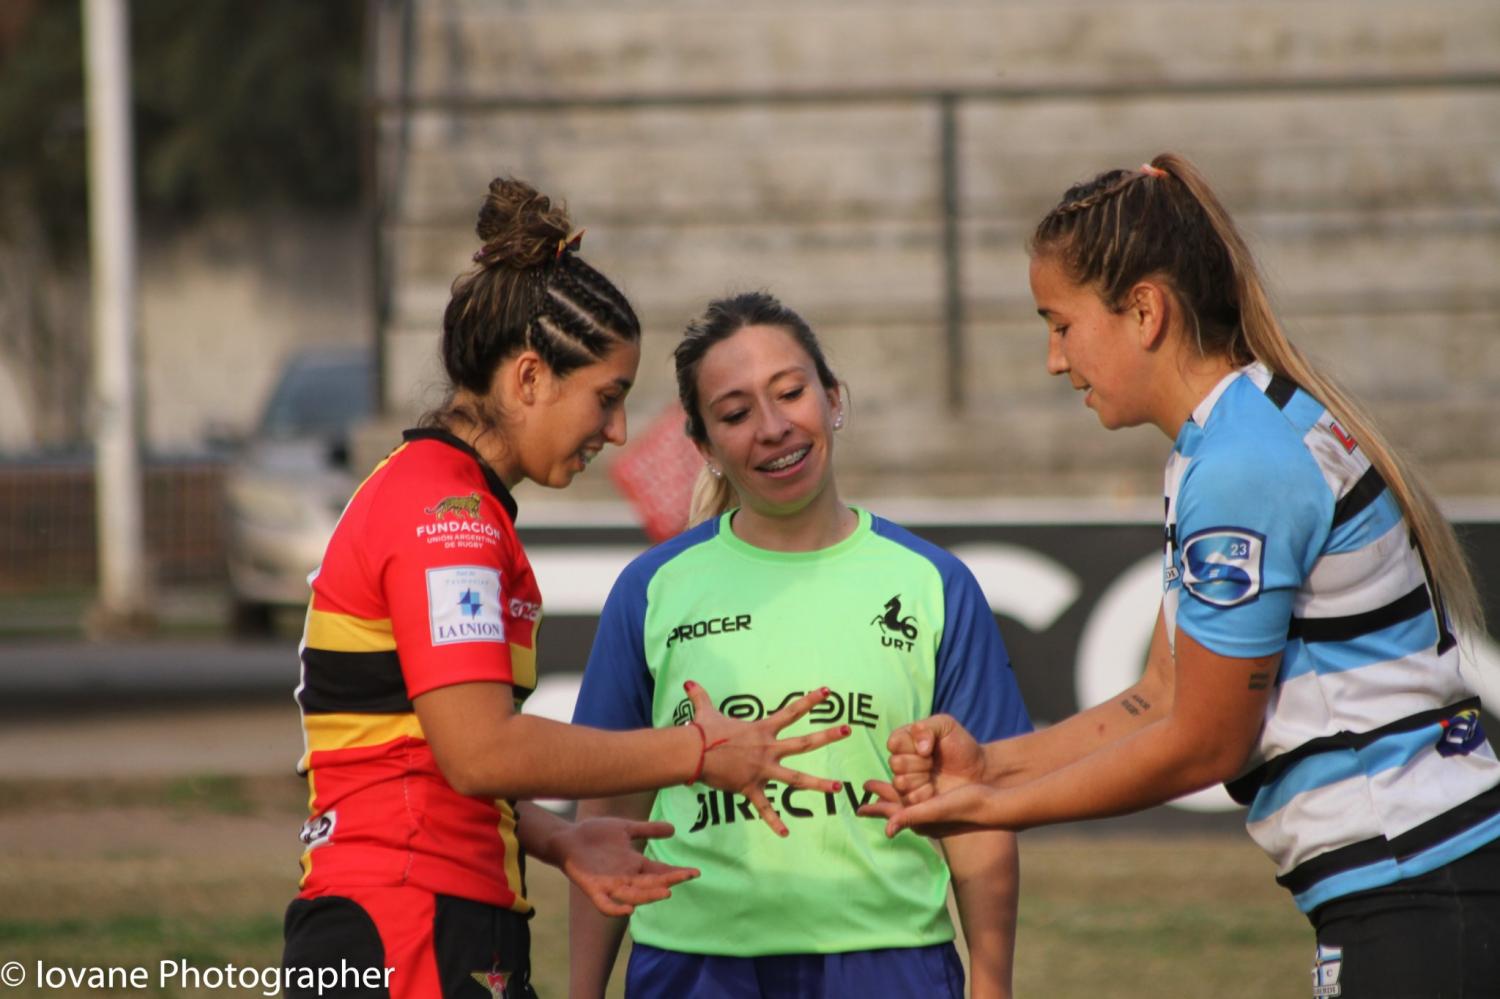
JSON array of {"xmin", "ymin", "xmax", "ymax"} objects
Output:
[{"xmin": 1163, "ymin": 363, "xmax": 1500, "ymax": 913}]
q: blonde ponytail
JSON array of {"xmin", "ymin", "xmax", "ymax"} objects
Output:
[
  {"xmin": 1033, "ymin": 151, "xmax": 1483, "ymax": 639},
  {"xmin": 687, "ymin": 466, "xmax": 736, "ymax": 528},
  {"xmin": 1156, "ymin": 153, "xmax": 1484, "ymax": 639}
]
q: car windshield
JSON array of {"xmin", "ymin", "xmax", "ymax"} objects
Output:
[{"xmin": 259, "ymin": 351, "xmax": 376, "ymax": 439}]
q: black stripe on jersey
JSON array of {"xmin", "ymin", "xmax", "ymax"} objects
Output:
[
  {"xmin": 1276, "ymin": 778, "xmax": 1500, "ymax": 899},
  {"xmin": 1413, "ymin": 537, "xmax": 1460, "ymax": 657},
  {"xmin": 298, "ymin": 648, "xmax": 413, "ymax": 714},
  {"xmin": 1331, "ymin": 465, "xmax": 1387, "ymax": 530},
  {"xmin": 1264, "ymin": 375, "xmax": 1298, "ymax": 409},
  {"xmin": 1286, "ymin": 584, "xmax": 1431, "ymax": 644},
  {"xmin": 1224, "ymin": 697, "xmax": 1481, "ymax": 805},
  {"xmin": 401, "ymin": 426, "xmax": 518, "ymax": 522}
]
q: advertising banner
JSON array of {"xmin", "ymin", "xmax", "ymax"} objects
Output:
[{"xmin": 519, "ymin": 512, "xmax": 1500, "ymax": 832}]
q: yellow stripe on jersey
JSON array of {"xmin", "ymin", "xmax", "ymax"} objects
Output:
[
  {"xmin": 509, "ymin": 639, "xmax": 537, "ymax": 693},
  {"xmin": 298, "ymin": 769, "xmax": 319, "ymax": 889},
  {"xmin": 306, "ymin": 608, "xmax": 395, "ymax": 653},
  {"xmin": 497, "ymin": 803, "xmax": 532, "ymax": 914},
  {"xmin": 300, "ymin": 712, "xmax": 426, "ymax": 767}
]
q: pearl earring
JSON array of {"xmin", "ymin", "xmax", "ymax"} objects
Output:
[
  {"xmin": 833, "ymin": 412, "xmax": 845, "ymax": 430},
  {"xmin": 708, "ymin": 464, "xmax": 723, "ymax": 479}
]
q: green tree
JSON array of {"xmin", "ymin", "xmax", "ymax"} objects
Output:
[{"xmin": 0, "ymin": 0, "xmax": 364, "ymax": 254}]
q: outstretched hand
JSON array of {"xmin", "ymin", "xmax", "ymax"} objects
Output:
[
  {"xmin": 861, "ymin": 781, "xmax": 1015, "ymax": 839},
  {"xmin": 555, "ymin": 817, "xmax": 699, "ymax": 917},
  {"xmin": 687, "ymin": 680, "xmax": 850, "ymax": 837}
]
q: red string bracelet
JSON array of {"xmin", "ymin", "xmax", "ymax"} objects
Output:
[{"xmin": 685, "ymin": 721, "xmax": 729, "ymax": 786}]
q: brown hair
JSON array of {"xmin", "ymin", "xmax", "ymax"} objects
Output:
[
  {"xmin": 428, "ymin": 177, "xmax": 639, "ymax": 430},
  {"xmin": 1030, "ymin": 152, "xmax": 1481, "ymax": 637}
]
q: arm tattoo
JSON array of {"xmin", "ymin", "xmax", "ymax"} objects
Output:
[
  {"xmin": 1120, "ymin": 694, "xmax": 1152, "ymax": 717},
  {"xmin": 1248, "ymin": 671, "xmax": 1271, "ymax": 691}
]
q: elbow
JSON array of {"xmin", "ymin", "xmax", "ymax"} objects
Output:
[
  {"xmin": 436, "ymin": 753, "xmax": 512, "ymax": 799},
  {"xmin": 1194, "ymin": 737, "xmax": 1258, "ymax": 789},
  {"xmin": 441, "ymin": 762, "xmax": 489, "ymax": 799}
]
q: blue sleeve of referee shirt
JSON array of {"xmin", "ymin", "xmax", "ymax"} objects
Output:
[
  {"xmin": 931, "ymin": 551, "xmax": 1033, "ymax": 743},
  {"xmin": 572, "ymin": 557, "xmax": 655, "ymax": 732}
]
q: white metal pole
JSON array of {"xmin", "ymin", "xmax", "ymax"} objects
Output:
[{"xmin": 82, "ymin": 0, "xmax": 149, "ymax": 627}]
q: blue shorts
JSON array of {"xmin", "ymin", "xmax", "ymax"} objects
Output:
[{"xmin": 624, "ymin": 942, "xmax": 965, "ymax": 999}]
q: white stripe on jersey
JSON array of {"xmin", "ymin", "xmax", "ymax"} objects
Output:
[
  {"xmin": 1248, "ymin": 741, "xmax": 1500, "ymax": 876},
  {"xmin": 1294, "ymin": 518, "xmax": 1428, "ymax": 619},
  {"xmin": 1257, "ymin": 645, "xmax": 1470, "ymax": 761}
]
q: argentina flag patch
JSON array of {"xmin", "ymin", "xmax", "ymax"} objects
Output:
[{"xmin": 1182, "ymin": 527, "xmax": 1265, "ymax": 608}]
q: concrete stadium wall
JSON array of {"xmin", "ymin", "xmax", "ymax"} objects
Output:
[{"xmin": 373, "ymin": 1, "xmax": 1500, "ymax": 506}]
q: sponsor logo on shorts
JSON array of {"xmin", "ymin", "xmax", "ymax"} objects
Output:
[
  {"xmin": 471, "ymin": 969, "xmax": 509, "ymax": 998},
  {"xmin": 871, "ymin": 594, "xmax": 919, "ymax": 651},
  {"xmin": 1311, "ymin": 943, "xmax": 1343, "ymax": 997},
  {"xmin": 1182, "ymin": 527, "xmax": 1265, "ymax": 608},
  {"xmin": 299, "ymin": 811, "xmax": 336, "ymax": 849},
  {"xmin": 426, "ymin": 566, "xmax": 505, "ymax": 645},
  {"xmin": 665, "ymin": 614, "xmax": 751, "ymax": 648}
]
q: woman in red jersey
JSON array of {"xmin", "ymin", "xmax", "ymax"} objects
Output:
[{"xmin": 281, "ymin": 178, "xmax": 848, "ymax": 999}]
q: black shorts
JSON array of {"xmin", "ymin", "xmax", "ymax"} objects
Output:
[
  {"xmin": 282, "ymin": 887, "xmax": 537, "ymax": 999},
  {"xmin": 1307, "ymin": 838, "xmax": 1500, "ymax": 998}
]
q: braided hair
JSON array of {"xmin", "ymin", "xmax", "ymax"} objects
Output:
[{"xmin": 436, "ymin": 177, "xmax": 640, "ymax": 406}]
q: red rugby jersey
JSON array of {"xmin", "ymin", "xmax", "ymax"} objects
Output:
[{"xmin": 294, "ymin": 428, "xmax": 541, "ymax": 911}]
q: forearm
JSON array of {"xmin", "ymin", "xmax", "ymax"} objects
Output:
[
  {"xmin": 982, "ymin": 680, "xmax": 1166, "ymax": 786},
  {"xmin": 991, "ymin": 714, "xmax": 1243, "ymax": 830},
  {"xmin": 568, "ymin": 797, "xmax": 650, "ymax": 999},
  {"xmin": 513, "ymin": 801, "xmax": 570, "ymax": 866},
  {"xmin": 984, "ymin": 607, "xmax": 1174, "ymax": 787},
  {"xmin": 943, "ymin": 830, "xmax": 1018, "ymax": 999},
  {"xmin": 441, "ymin": 712, "xmax": 699, "ymax": 800}
]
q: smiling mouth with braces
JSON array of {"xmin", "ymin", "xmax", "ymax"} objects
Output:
[{"xmin": 760, "ymin": 447, "xmax": 809, "ymax": 471}]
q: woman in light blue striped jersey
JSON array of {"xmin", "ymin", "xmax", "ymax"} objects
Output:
[{"xmin": 868, "ymin": 153, "xmax": 1500, "ymax": 998}]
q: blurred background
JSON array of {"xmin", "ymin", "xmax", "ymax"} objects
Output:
[{"xmin": 0, "ymin": 1, "xmax": 1497, "ymax": 995}]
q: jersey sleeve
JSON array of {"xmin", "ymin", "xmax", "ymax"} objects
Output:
[
  {"xmin": 931, "ymin": 554, "xmax": 1033, "ymax": 743},
  {"xmin": 376, "ymin": 477, "xmax": 518, "ymax": 700},
  {"xmin": 573, "ymin": 558, "xmax": 655, "ymax": 731},
  {"xmin": 1174, "ymin": 438, "xmax": 1330, "ymax": 659}
]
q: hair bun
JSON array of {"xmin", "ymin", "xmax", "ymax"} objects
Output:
[{"xmin": 473, "ymin": 177, "xmax": 572, "ymax": 269}]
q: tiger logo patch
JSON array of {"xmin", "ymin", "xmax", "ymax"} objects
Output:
[{"xmin": 425, "ymin": 492, "xmax": 482, "ymax": 520}]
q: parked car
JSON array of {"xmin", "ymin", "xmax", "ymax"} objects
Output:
[{"xmin": 223, "ymin": 345, "xmax": 375, "ymax": 633}]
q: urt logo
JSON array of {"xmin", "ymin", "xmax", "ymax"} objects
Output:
[{"xmin": 871, "ymin": 595, "xmax": 918, "ymax": 651}]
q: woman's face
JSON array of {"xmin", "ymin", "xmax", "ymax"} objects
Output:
[
  {"xmin": 1029, "ymin": 253, "xmax": 1154, "ymax": 431},
  {"xmin": 693, "ymin": 324, "xmax": 841, "ymax": 519},
  {"xmin": 513, "ymin": 339, "xmax": 640, "ymax": 489}
]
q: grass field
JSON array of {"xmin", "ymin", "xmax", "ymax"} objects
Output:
[{"xmin": 0, "ymin": 774, "xmax": 1312, "ymax": 997}]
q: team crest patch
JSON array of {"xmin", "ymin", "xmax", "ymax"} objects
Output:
[
  {"xmin": 425, "ymin": 491, "xmax": 482, "ymax": 519},
  {"xmin": 471, "ymin": 968, "xmax": 509, "ymax": 997},
  {"xmin": 1311, "ymin": 943, "xmax": 1343, "ymax": 997},
  {"xmin": 426, "ymin": 565, "xmax": 504, "ymax": 646},
  {"xmin": 1182, "ymin": 528, "xmax": 1265, "ymax": 608}
]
